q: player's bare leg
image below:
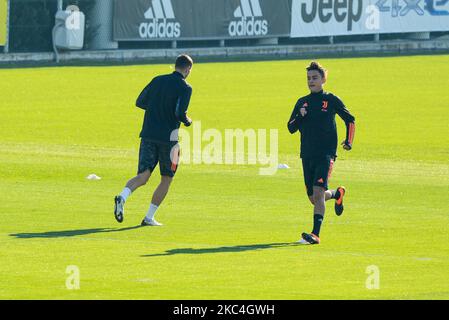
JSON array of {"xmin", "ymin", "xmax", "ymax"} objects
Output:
[
  {"xmin": 114, "ymin": 170, "xmax": 152, "ymax": 223},
  {"xmin": 125, "ymin": 170, "xmax": 152, "ymax": 191},
  {"xmin": 151, "ymin": 175, "xmax": 173, "ymax": 205},
  {"xmin": 141, "ymin": 175, "xmax": 173, "ymax": 226}
]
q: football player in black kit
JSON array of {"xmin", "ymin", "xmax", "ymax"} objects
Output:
[
  {"xmin": 288, "ymin": 61, "xmax": 355, "ymax": 245},
  {"xmin": 114, "ymin": 54, "xmax": 194, "ymax": 227}
]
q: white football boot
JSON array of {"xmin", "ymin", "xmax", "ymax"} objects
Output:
[{"xmin": 141, "ymin": 218, "xmax": 163, "ymax": 226}]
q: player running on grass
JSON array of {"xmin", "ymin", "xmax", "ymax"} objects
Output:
[
  {"xmin": 114, "ymin": 54, "xmax": 194, "ymax": 226},
  {"xmin": 288, "ymin": 61, "xmax": 355, "ymax": 245}
]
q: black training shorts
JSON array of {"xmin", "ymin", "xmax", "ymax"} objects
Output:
[
  {"xmin": 138, "ymin": 139, "xmax": 180, "ymax": 177},
  {"xmin": 302, "ymin": 155, "xmax": 335, "ymax": 196}
]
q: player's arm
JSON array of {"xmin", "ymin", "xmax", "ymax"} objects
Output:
[
  {"xmin": 136, "ymin": 78, "xmax": 157, "ymax": 110},
  {"xmin": 334, "ymin": 95, "xmax": 355, "ymax": 150},
  {"xmin": 175, "ymin": 85, "xmax": 193, "ymax": 127},
  {"xmin": 288, "ymin": 100, "xmax": 305, "ymax": 134}
]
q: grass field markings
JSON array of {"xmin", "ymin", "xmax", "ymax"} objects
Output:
[
  {"xmin": 2, "ymin": 143, "xmax": 448, "ymax": 182},
  {"xmin": 414, "ymin": 257, "xmax": 433, "ymax": 261},
  {"xmin": 348, "ymin": 171, "xmax": 449, "ymax": 182},
  {"xmin": 0, "ymin": 142, "xmax": 137, "ymax": 160},
  {"xmin": 2, "ymin": 143, "xmax": 448, "ymax": 179},
  {"xmin": 3, "ymin": 142, "xmax": 449, "ymax": 172},
  {"xmin": 134, "ymin": 278, "xmax": 159, "ymax": 283}
]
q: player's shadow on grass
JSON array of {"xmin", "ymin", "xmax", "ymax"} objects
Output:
[
  {"xmin": 10, "ymin": 226, "xmax": 142, "ymax": 239},
  {"xmin": 141, "ymin": 242, "xmax": 298, "ymax": 258}
]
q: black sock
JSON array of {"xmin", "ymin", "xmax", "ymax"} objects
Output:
[{"xmin": 312, "ymin": 214, "xmax": 324, "ymax": 237}]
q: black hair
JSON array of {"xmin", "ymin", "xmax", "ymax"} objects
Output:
[
  {"xmin": 175, "ymin": 54, "xmax": 193, "ymax": 69},
  {"xmin": 306, "ymin": 61, "xmax": 327, "ymax": 79}
]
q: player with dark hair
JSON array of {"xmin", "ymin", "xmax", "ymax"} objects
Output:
[
  {"xmin": 114, "ymin": 54, "xmax": 194, "ymax": 226},
  {"xmin": 288, "ymin": 61, "xmax": 355, "ymax": 245}
]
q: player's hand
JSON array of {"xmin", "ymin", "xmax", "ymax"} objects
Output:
[
  {"xmin": 341, "ymin": 141, "xmax": 352, "ymax": 151},
  {"xmin": 184, "ymin": 117, "xmax": 192, "ymax": 127},
  {"xmin": 300, "ymin": 107, "xmax": 307, "ymax": 117}
]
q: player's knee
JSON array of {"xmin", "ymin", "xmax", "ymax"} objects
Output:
[{"xmin": 139, "ymin": 171, "xmax": 151, "ymax": 185}]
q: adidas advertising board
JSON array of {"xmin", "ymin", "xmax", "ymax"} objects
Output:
[
  {"xmin": 290, "ymin": 0, "xmax": 449, "ymax": 38},
  {"xmin": 228, "ymin": 0, "xmax": 268, "ymax": 37},
  {"xmin": 139, "ymin": 0, "xmax": 181, "ymax": 39},
  {"xmin": 113, "ymin": 0, "xmax": 290, "ymax": 41}
]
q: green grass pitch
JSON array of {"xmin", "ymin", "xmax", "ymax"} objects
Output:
[{"xmin": 1, "ymin": 55, "xmax": 449, "ymax": 299}]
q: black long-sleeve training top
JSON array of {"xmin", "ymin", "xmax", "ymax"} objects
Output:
[
  {"xmin": 136, "ymin": 71, "xmax": 192, "ymax": 144},
  {"xmin": 288, "ymin": 90, "xmax": 355, "ymax": 159}
]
